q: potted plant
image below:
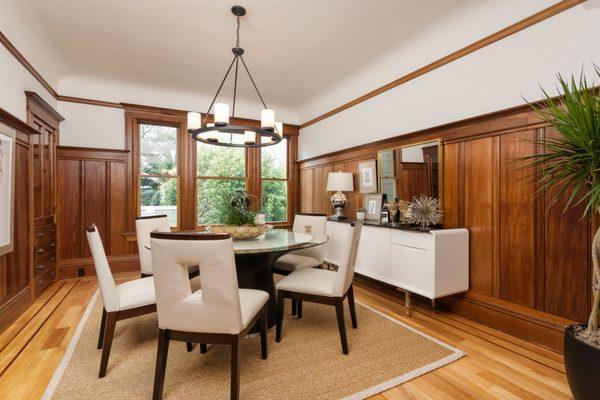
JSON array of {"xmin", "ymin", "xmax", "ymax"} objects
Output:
[
  {"xmin": 524, "ymin": 69, "xmax": 600, "ymax": 400},
  {"xmin": 205, "ymin": 191, "xmax": 271, "ymax": 240}
]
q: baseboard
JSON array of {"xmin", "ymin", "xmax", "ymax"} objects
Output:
[
  {"xmin": 58, "ymin": 254, "xmax": 140, "ymax": 279},
  {"xmin": 354, "ymin": 273, "xmax": 571, "ymax": 353},
  {"xmin": 0, "ymin": 287, "xmax": 32, "ymax": 334}
]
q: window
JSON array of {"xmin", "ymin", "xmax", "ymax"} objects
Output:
[
  {"xmin": 261, "ymin": 137, "xmax": 288, "ymax": 222},
  {"xmin": 139, "ymin": 123, "xmax": 178, "ymax": 227},
  {"xmin": 196, "ymin": 142, "xmax": 246, "ymax": 225}
]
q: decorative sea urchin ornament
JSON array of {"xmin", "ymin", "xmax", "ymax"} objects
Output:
[{"xmin": 408, "ymin": 195, "xmax": 443, "ymax": 230}]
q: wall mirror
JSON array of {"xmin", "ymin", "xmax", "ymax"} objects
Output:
[{"xmin": 377, "ymin": 139, "xmax": 441, "ymax": 203}]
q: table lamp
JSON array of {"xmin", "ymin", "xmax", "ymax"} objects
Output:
[{"xmin": 326, "ymin": 171, "xmax": 354, "ymax": 220}]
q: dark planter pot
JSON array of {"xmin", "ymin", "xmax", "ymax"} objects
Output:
[{"xmin": 564, "ymin": 324, "xmax": 600, "ymax": 400}]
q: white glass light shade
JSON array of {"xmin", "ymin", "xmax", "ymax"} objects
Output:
[
  {"xmin": 187, "ymin": 112, "xmax": 201, "ymax": 130},
  {"xmin": 214, "ymin": 103, "xmax": 229, "ymax": 125},
  {"xmin": 243, "ymin": 130, "xmax": 256, "ymax": 144},
  {"xmin": 261, "ymin": 109, "xmax": 275, "ymax": 129},
  {"xmin": 326, "ymin": 172, "xmax": 354, "ymax": 192},
  {"xmin": 274, "ymin": 121, "xmax": 283, "ymax": 138}
]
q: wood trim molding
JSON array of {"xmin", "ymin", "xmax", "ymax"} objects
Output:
[
  {"xmin": 57, "ymin": 146, "xmax": 128, "ymax": 162},
  {"xmin": 299, "ymin": 0, "xmax": 586, "ymax": 129},
  {"xmin": 57, "ymin": 95, "xmax": 122, "ymax": 109},
  {"xmin": 0, "ymin": 107, "xmax": 39, "ymax": 136},
  {"xmin": 25, "ymin": 91, "xmax": 64, "ymax": 123}
]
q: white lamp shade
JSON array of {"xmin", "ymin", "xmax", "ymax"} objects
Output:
[
  {"xmin": 187, "ymin": 112, "xmax": 201, "ymax": 130},
  {"xmin": 274, "ymin": 121, "xmax": 283, "ymax": 138},
  {"xmin": 214, "ymin": 103, "xmax": 229, "ymax": 125},
  {"xmin": 261, "ymin": 109, "xmax": 275, "ymax": 129},
  {"xmin": 326, "ymin": 172, "xmax": 354, "ymax": 192}
]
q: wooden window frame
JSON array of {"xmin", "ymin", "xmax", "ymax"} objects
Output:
[
  {"xmin": 124, "ymin": 104, "xmax": 298, "ymax": 232},
  {"xmin": 260, "ymin": 137, "xmax": 289, "ymax": 223}
]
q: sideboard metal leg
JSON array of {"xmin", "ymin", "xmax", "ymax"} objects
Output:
[{"xmin": 396, "ymin": 288, "xmax": 412, "ymax": 317}]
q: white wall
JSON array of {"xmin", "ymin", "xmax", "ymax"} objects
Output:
[
  {"xmin": 58, "ymin": 102, "xmax": 125, "ymax": 149},
  {"xmin": 298, "ymin": 3, "xmax": 600, "ymax": 160},
  {"xmin": 0, "ymin": 44, "xmax": 57, "ymax": 122}
]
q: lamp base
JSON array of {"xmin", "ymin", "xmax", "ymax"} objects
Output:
[{"xmin": 330, "ymin": 191, "xmax": 347, "ymax": 220}]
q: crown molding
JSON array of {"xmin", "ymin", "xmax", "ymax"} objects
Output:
[{"xmin": 299, "ymin": 0, "xmax": 586, "ymax": 129}]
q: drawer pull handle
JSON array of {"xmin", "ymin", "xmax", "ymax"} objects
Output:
[
  {"xmin": 50, "ymin": 242, "xmax": 55, "ymax": 247},
  {"xmin": 37, "ymin": 233, "xmax": 44, "ymax": 238},
  {"xmin": 38, "ymin": 281, "xmax": 45, "ymax": 287},
  {"xmin": 37, "ymin": 248, "xmax": 44, "ymax": 254},
  {"xmin": 36, "ymin": 264, "xmax": 44, "ymax": 270},
  {"xmin": 50, "ymin": 229, "xmax": 56, "ymax": 234},
  {"xmin": 50, "ymin": 256, "xmax": 56, "ymax": 261}
]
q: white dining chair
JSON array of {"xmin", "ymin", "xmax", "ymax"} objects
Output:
[
  {"xmin": 135, "ymin": 215, "xmax": 201, "ymax": 289},
  {"xmin": 275, "ymin": 222, "xmax": 362, "ymax": 354},
  {"xmin": 273, "ymin": 213, "xmax": 327, "ymax": 316},
  {"xmin": 149, "ymin": 231, "xmax": 269, "ymax": 400},
  {"xmin": 86, "ymin": 224, "xmax": 156, "ymax": 378}
]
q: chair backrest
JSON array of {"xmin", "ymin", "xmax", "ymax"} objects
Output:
[
  {"xmin": 86, "ymin": 225, "xmax": 119, "ymax": 312},
  {"xmin": 149, "ymin": 231, "xmax": 244, "ymax": 334},
  {"xmin": 136, "ymin": 215, "xmax": 170, "ymax": 275},
  {"xmin": 324, "ymin": 221, "xmax": 350, "ymax": 266},
  {"xmin": 290, "ymin": 213, "xmax": 327, "ymax": 262},
  {"xmin": 332, "ymin": 223, "xmax": 363, "ymax": 296}
]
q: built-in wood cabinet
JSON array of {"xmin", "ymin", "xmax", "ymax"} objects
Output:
[{"xmin": 26, "ymin": 92, "xmax": 63, "ymax": 298}]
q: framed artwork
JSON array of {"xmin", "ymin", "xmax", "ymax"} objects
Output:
[
  {"xmin": 363, "ymin": 194, "xmax": 382, "ymax": 221},
  {"xmin": 358, "ymin": 160, "xmax": 377, "ymax": 193},
  {"xmin": 0, "ymin": 123, "xmax": 16, "ymax": 256}
]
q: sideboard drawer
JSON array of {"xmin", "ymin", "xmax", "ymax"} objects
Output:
[
  {"xmin": 390, "ymin": 229, "xmax": 434, "ymax": 250},
  {"xmin": 35, "ymin": 240, "xmax": 56, "ymax": 261},
  {"xmin": 34, "ymin": 255, "xmax": 56, "ymax": 277},
  {"xmin": 390, "ymin": 244, "xmax": 435, "ymax": 297}
]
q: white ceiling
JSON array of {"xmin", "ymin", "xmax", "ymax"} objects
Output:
[{"xmin": 17, "ymin": 0, "xmax": 471, "ymax": 111}]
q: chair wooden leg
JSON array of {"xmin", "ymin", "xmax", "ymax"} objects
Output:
[
  {"xmin": 347, "ymin": 285, "xmax": 358, "ymax": 329},
  {"xmin": 99, "ymin": 312, "xmax": 118, "ymax": 378},
  {"xmin": 153, "ymin": 329, "xmax": 170, "ymax": 400},
  {"xmin": 230, "ymin": 337, "xmax": 241, "ymax": 400},
  {"xmin": 335, "ymin": 301, "xmax": 349, "ymax": 355},
  {"xmin": 297, "ymin": 300, "xmax": 303, "ymax": 319},
  {"xmin": 186, "ymin": 342, "xmax": 193, "ymax": 352},
  {"xmin": 291, "ymin": 299, "xmax": 297, "ymax": 315},
  {"xmin": 276, "ymin": 292, "xmax": 285, "ymax": 343},
  {"xmin": 97, "ymin": 308, "xmax": 107, "ymax": 349},
  {"xmin": 260, "ymin": 305, "xmax": 268, "ymax": 360},
  {"xmin": 200, "ymin": 344, "xmax": 207, "ymax": 354}
]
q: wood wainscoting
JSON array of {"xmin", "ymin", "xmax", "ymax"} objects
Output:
[
  {"xmin": 57, "ymin": 146, "xmax": 138, "ymax": 278},
  {"xmin": 298, "ymin": 105, "xmax": 594, "ymax": 353}
]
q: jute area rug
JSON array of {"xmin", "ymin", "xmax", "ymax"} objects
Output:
[{"xmin": 43, "ymin": 291, "xmax": 464, "ymax": 400}]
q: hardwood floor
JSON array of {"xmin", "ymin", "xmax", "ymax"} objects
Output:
[{"xmin": 0, "ymin": 273, "xmax": 572, "ymax": 399}]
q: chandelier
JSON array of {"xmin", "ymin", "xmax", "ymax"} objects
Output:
[{"xmin": 187, "ymin": 5, "xmax": 282, "ymax": 148}]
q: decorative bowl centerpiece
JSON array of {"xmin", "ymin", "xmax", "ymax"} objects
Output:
[
  {"xmin": 206, "ymin": 224, "xmax": 272, "ymax": 240},
  {"xmin": 205, "ymin": 190, "xmax": 271, "ymax": 240}
]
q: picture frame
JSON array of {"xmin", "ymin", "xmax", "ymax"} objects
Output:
[
  {"xmin": 363, "ymin": 194, "xmax": 382, "ymax": 221},
  {"xmin": 358, "ymin": 159, "xmax": 378, "ymax": 193},
  {"xmin": 0, "ymin": 123, "xmax": 16, "ymax": 256}
]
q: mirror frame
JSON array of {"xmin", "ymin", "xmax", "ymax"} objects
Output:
[{"xmin": 376, "ymin": 138, "xmax": 443, "ymax": 209}]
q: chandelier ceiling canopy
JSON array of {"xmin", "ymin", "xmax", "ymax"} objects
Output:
[{"xmin": 187, "ymin": 5, "xmax": 283, "ymax": 148}]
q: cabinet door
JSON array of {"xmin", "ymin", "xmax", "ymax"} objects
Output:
[
  {"xmin": 355, "ymin": 226, "xmax": 390, "ymax": 281},
  {"xmin": 390, "ymin": 244, "xmax": 435, "ymax": 298}
]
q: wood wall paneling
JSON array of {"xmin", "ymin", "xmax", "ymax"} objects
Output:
[
  {"xmin": 57, "ymin": 147, "xmax": 133, "ymax": 277},
  {"xmin": 298, "ymin": 107, "xmax": 592, "ymax": 352},
  {"xmin": 499, "ymin": 130, "xmax": 537, "ymax": 308}
]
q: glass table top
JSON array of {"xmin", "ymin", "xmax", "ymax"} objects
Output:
[
  {"xmin": 233, "ymin": 229, "xmax": 328, "ymax": 255},
  {"xmin": 145, "ymin": 229, "xmax": 328, "ymax": 255}
]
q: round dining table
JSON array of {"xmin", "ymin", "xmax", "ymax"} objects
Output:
[{"xmin": 147, "ymin": 229, "xmax": 328, "ymax": 332}]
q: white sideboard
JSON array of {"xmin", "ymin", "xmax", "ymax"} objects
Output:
[{"xmin": 325, "ymin": 222, "xmax": 469, "ymax": 315}]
